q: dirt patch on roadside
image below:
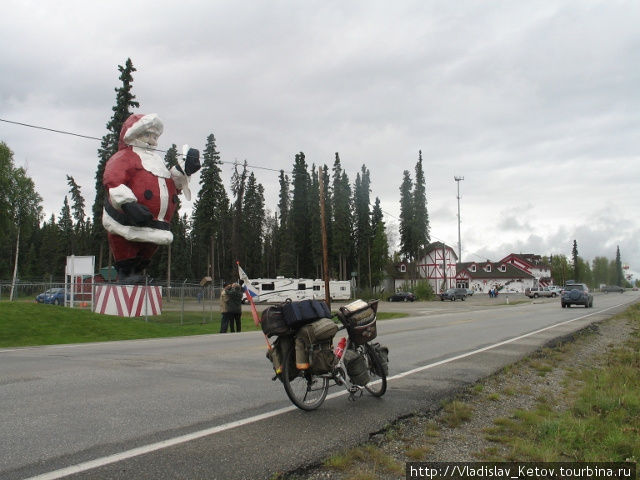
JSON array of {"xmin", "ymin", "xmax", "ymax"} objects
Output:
[{"xmin": 283, "ymin": 312, "xmax": 635, "ymax": 479}]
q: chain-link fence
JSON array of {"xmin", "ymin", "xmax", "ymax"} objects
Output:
[{"xmin": 0, "ymin": 280, "xmax": 227, "ymax": 325}]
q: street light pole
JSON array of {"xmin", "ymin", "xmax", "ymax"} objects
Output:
[{"xmin": 454, "ymin": 176, "xmax": 464, "ymax": 262}]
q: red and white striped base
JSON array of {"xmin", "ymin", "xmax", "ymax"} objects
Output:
[{"xmin": 94, "ymin": 285, "xmax": 163, "ymax": 317}]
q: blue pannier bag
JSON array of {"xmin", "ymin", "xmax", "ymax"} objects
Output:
[{"xmin": 282, "ymin": 299, "xmax": 331, "ymax": 329}]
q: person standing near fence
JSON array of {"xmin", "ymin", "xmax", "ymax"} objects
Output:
[
  {"xmin": 220, "ymin": 283, "xmax": 232, "ymax": 333},
  {"xmin": 226, "ymin": 282, "xmax": 243, "ymax": 332}
]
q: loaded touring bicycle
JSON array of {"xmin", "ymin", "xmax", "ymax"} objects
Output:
[{"xmin": 260, "ymin": 298, "xmax": 389, "ymax": 411}]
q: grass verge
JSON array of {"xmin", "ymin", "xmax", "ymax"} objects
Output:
[
  {"xmin": 0, "ymin": 302, "xmax": 407, "ymax": 348},
  {"xmin": 485, "ymin": 304, "xmax": 640, "ymax": 462},
  {"xmin": 0, "ymin": 302, "xmax": 258, "ymax": 347}
]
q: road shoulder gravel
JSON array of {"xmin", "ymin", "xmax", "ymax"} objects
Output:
[{"xmin": 282, "ymin": 308, "xmax": 636, "ymax": 479}]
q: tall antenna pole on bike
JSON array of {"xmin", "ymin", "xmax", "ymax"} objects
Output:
[{"xmin": 318, "ymin": 166, "xmax": 331, "ymax": 309}]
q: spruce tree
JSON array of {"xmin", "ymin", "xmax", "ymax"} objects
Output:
[
  {"xmin": 66, "ymin": 175, "xmax": 89, "ymax": 254},
  {"xmin": 241, "ymin": 172, "xmax": 265, "ymax": 275},
  {"xmin": 91, "ymin": 58, "xmax": 140, "ymax": 267},
  {"xmin": 290, "ymin": 152, "xmax": 313, "ymax": 278},
  {"xmin": 171, "ymin": 213, "xmax": 192, "ymax": 281},
  {"xmin": 230, "ymin": 160, "xmax": 248, "ymax": 272},
  {"xmin": 370, "ymin": 197, "xmax": 389, "ymax": 289},
  {"xmin": 309, "ymin": 165, "xmax": 323, "ymax": 278},
  {"xmin": 59, "ymin": 196, "xmax": 73, "ymax": 256},
  {"xmin": 615, "ymin": 246, "xmax": 624, "ymax": 286},
  {"xmin": 571, "ymin": 240, "xmax": 579, "ymax": 281},
  {"xmin": 39, "ymin": 214, "xmax": 62, "ymax": 279},
  {"xmin": 66, "ymin": 176, "xmax": 86, "ymax": 226},
  {"xmin": 331, "ymin": 153, "xmax": 352, "ymax": 280},
  {"xmin": 412, "ymin": 151, "xmax": 430, "ymax": 260},
  {"xmin": 353, "ymin": 165, "xmax": 372, "ymax": 289},
  {"xmin": 261, "ymin": 212, "xmax": 278, "ymax": 278},
  {"xmin": 399, "ymin": 170, "xmax": 414, "ymax": 261},
  {"xmin": 191, "ymin": 134, "xmax": 230, "ymax": 280},
  {"xmin": 277, "ymin": 170, "xmax": 296, "ymax": 277},
  {"xmin": 321, "ymin": 165, "xmax": 333, "ymax": 271}
]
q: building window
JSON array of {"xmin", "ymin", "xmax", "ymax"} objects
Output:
[
  {"xmin": 500, "ymin": 264, "xmax": 506, "ymax": 272},
  {"xmin": 485, "ymin": 265, "xmax": 491, "ymax": 272},
  {"xmin": 470, "ymin": 265, "xmax": 476, "ymax": 272},
  {"xmin": 400, "ymin": 264, "xmax": 407, "ymax": 273}
]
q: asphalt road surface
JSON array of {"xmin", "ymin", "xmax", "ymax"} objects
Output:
[{"xmin": 1, "ymin": 292, "xmax": 637, "ymax": 480}]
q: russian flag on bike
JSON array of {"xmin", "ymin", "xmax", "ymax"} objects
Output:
[{"xmin": 237, "ymin": 262, "xmax": 260, "ymax": 326}]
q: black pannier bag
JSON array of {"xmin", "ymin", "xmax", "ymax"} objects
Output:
[
  {"xmin": 343, "ymin": 349, "xmax": 370, "ymax": 386},
  {"xmin": 282, "ymin": 299, "xmax": 331, "ymax": 329},
  {"xmin": 261, "ymin": 305, "xmax": 289, "ymax": 337},
  {"xmin": 369, "ymin": 342, "xmax": 389, "ymax": 376}
]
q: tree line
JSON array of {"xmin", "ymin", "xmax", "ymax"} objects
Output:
[
  {"xmin": 548, "ymin": 241, "xmax": 633, "ymax": 289},
  {"xmin": 0, "ymin": 59, "xmax": 432, "ymax": 291}
]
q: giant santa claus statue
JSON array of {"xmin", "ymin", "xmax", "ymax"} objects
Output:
[{"xmin": 102, "ymin": 113, "xmax": 200, "ymax": 284}]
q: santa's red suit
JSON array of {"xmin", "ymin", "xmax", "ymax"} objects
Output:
[{"xmin": 102, "ymin": 113, "xmax": 195, "ymax": 281}]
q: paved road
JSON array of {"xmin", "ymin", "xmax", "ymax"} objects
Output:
[{"xmin": 1, "ymin": 292, "xmax": 637, "ymax": 480}]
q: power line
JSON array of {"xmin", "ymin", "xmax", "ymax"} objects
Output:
[
  {"xmin": 0, "ymin": 117, "xmax": 290, "ymax": 174},
  {"xmin": 1, "ymin": 117, "xmax": 103, "ymax": 142}
]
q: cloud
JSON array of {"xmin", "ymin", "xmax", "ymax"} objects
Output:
[{"xmin": 1, "ymin": 0, "xmax": 639, "ymax": 278}]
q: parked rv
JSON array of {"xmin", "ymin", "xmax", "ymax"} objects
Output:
[{"xmin": 243, "ymin": 277, "xmax": 351, "ymax": 303}]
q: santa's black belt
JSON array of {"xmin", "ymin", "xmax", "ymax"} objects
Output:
[{"xmin": 104, "ymin": 202, "xmax": 171, "ymax": 231}]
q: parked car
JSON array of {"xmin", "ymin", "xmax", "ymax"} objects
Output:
[
  {"xmin": 561, "ymin": 283, "xmax": 593, "ymax": 308},
  {"xmin": 388, "ymin": 291, "xmax": 416, "ymax": 302},
  {"xmin": 548, "ymin": 286, "xmax": 563, "ymax": 295},
  {"xmin": 35, "ymin": 288, "xmax": 67, "ymax": 305},
  {"xmin": 465, "ymin": 288, "xmax": 474, "ymax": 296},
  {"xmin": 440, "ymin": 288, "xmax": 467, "ymax": 301},
  {"xmin": 525, "ymin": 286, "xmax": 558, "ymax": 298},
  {"xmin": 601, "ymin": 285, "xmax": 624, "ymax": 293}
]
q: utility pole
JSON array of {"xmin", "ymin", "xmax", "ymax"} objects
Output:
[
  {"xmin": 454, "ymin": 176, "xmax": 464, "ymax": 262},
  {"xmin": 318, "ymin": 167, "xmax": 331, "ymax": 308}
]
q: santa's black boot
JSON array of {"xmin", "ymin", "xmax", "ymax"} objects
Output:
[
  {"xmin": 122, "ymin": 257, "xmax": 150, "ymax": 285},
  {"xmin": 115, "ymin": 258, "xmax": 138, "ymax": 284}
]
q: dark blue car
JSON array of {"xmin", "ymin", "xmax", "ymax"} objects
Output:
[{"xmin": 35, "ymin": 288, "xmax": 67, "ymax": 305}]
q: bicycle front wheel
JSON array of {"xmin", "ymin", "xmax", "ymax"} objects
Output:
[
  {"xmin": 363, "ymin": 343, "xmax": 387, "ymax": 397},
  {"xmin": 281, "ymin": 345, "xmax": 329, "ymax": 411}
]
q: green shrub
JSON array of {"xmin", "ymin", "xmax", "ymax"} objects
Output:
[{"xmin": 414, "ymin": 280, "xmax": 436, "ymax": 300}]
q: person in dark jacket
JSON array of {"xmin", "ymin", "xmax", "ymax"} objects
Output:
[
  {"xmin": 220, "ymin": 282, "xmax": 243, "ymax": 333},
  {"xmin": 226, "ymin": 283, "xmax": 244, "ymax": 332}
]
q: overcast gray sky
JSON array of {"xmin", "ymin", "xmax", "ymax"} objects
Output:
[{"xmin": 1, "ymin": 1, "xmax": 638, "ymax": 279}]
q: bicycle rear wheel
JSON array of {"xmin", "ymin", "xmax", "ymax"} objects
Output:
[
  {"xmin": 363, "ymin": 343, "xmax": 387, "ymax": 397},
  {"xmin": 281, "ymin": 345, "xmax": 329, "ymax": 411}
]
